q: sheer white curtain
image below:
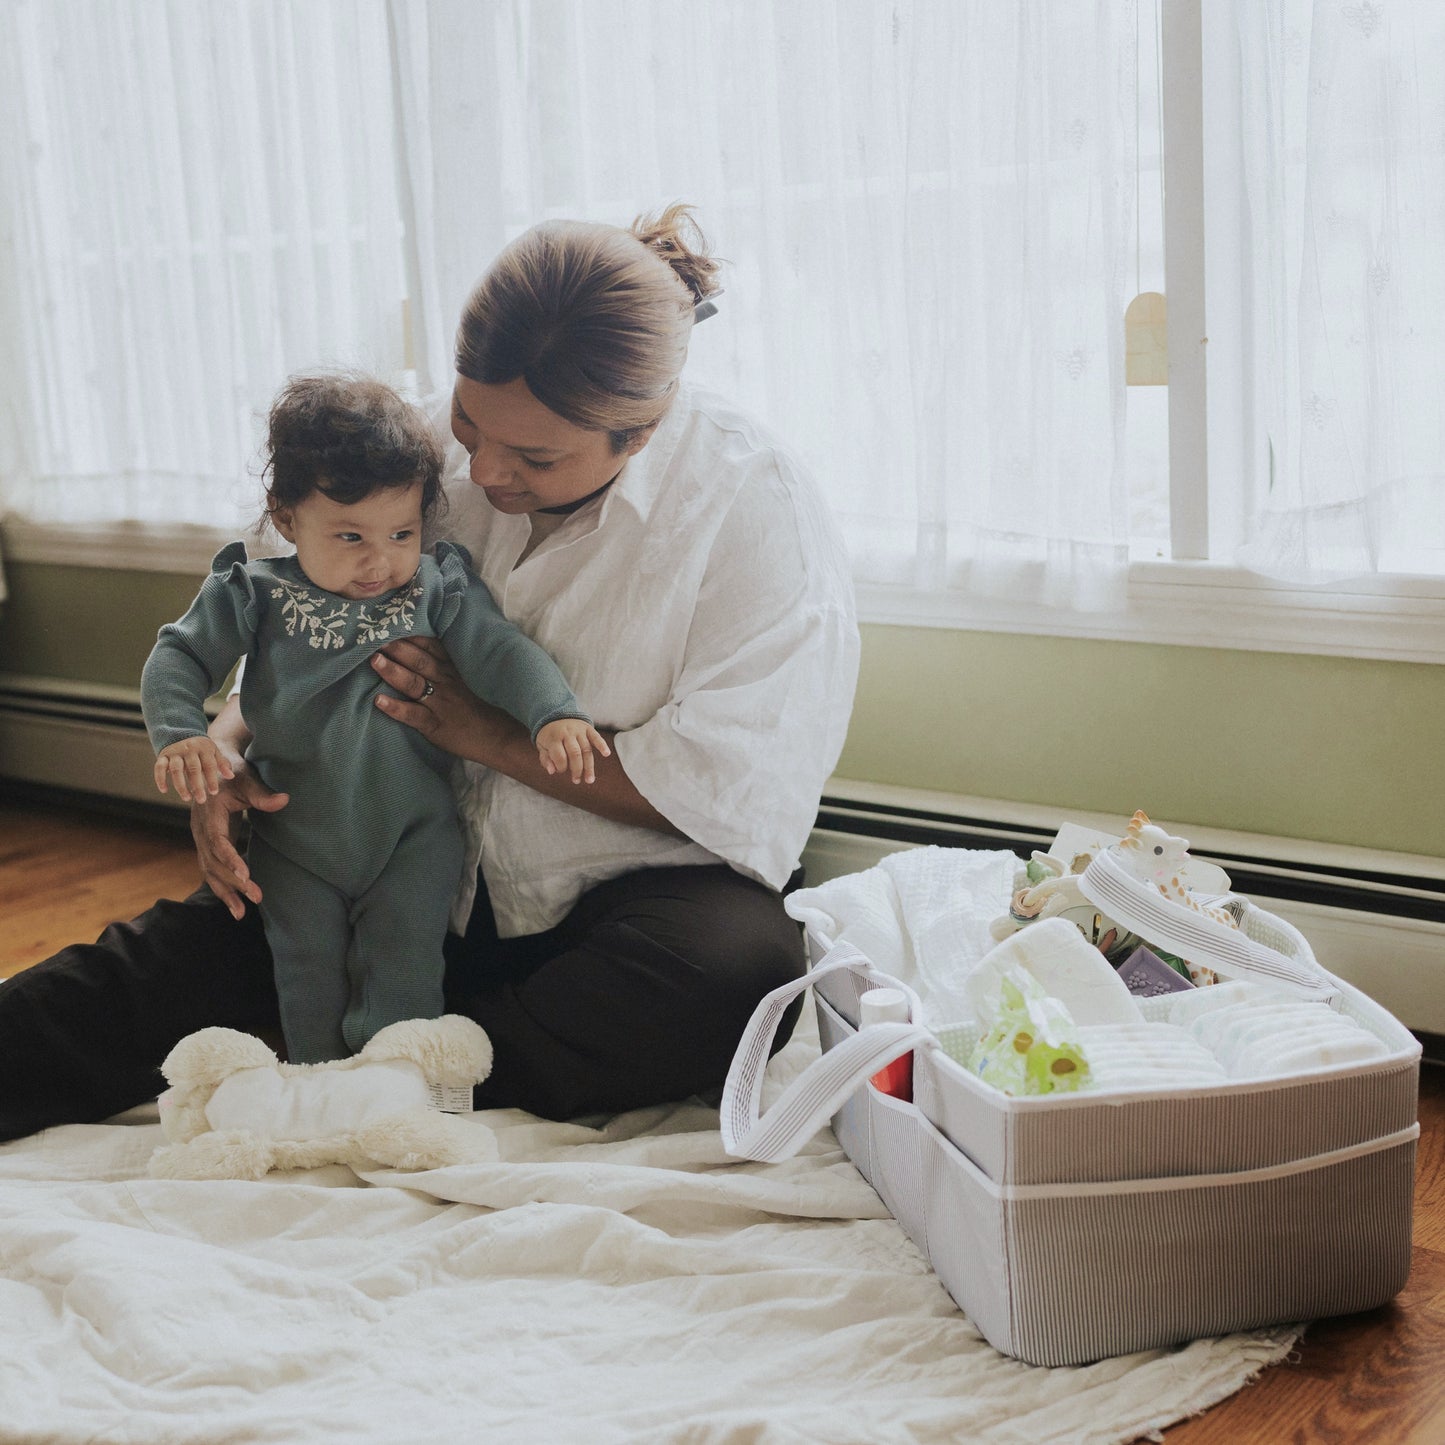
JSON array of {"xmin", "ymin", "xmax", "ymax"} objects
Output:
[
  {"xmin": 1, "ymin": 0, "xmax": 1136, "ymax": 608},
  {"xmin": 390, "ymin": 0, "xmax": 1136, "ymax": 609},
  {"xmin": 0, "ymin": 0, "xmax": 407, "ymax": 533},
  {"xmin": 1234, "ymin": 0, "xmax": 1445, "ymax": 580}
]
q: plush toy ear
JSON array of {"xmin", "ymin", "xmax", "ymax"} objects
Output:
[
  {"xmin": 358, "ymin": 1015, "xmax": 493, "ymax": 1087},
  {"xmin": 157, "ymin": 1086, "xmax": 213, "ymax": 1145},
  {"xmin": 161, "ymin": 1027, "xmax": 279, "ymax": 1091}
]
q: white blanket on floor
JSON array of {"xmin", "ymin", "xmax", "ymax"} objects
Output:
[{"xmin": 0, "ymin": 1012, "xmax": 1298, "ymax": 1445}]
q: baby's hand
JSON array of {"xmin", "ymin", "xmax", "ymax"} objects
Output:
[
  {"xmin": 536, "ymin": 718, "xmax": 612, "ymax": 785},
  {"xmin": 155, "ymin": 735, "xmax": 235, "ymax": 803}
]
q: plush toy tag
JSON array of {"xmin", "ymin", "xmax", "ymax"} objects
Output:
[{"xmin": 428, "ymin": 1082, "xmax": 475, "ymax": 1114}]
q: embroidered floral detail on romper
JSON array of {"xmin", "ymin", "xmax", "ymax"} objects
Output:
[
  {"xmin": 271, "ymin": 581, "xmax": 351, "ymax": 650},
  {"xmin": 356, "ymin": 575, "xmax": 423, "ymax": 644}
]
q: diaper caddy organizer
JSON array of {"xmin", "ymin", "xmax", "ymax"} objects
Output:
[{"xmin": 720, "ymin": 814, "xmax": 1421, "ymax": 1367}]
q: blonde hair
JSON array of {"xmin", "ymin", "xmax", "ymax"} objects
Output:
[{"xmin": 455, "ymin": 204, "xmax": 722, "ymax": 451}]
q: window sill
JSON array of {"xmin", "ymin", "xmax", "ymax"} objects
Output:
[
  {"xmin": 857, "ymin": 559, "xmax": 1445, "ymax": 664},
  {"xmin": 8, "ymin": 516, "xmax": 1443, "ymax": 664},
  {"xmin": 2, "ymin": 517, "xmax": 238, "ymax": 576}
]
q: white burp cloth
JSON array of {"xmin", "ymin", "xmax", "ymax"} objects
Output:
[{"xmin": 783, "ymin": 845, "xmax": 1020, "ymax": 1021}]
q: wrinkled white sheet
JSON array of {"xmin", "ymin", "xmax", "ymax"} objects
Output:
[{"xmin": 0, "ymin": 1012, "xmax": 1298, "ymax": 1445}]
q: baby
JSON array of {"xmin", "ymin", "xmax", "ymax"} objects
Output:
[{"xmin": 141, "ymin": 373, "xmax": 609, "ymax": 1063}]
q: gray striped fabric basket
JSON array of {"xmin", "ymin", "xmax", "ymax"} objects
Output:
[{"xmin": 722, "ymin": 926, "xmax": 1420, "ymax": 1367}]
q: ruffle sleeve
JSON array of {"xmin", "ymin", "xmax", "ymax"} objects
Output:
[
  {"xmin": 141, "ymin": 542, "xmax": 264, "ymax": 753},
  {"xmin": 431, "ymin": 539, "xmax": 476, "ymax": 635},
  {"xmin": 208, "ymin": 541, "xmax": 261, "ymax": 633},
  {"xmin": 613, "ymin": 464, "xmax": 859, "ymax": 892}
]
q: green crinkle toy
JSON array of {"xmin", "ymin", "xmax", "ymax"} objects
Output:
[{"xmin": 967, "ymin": 965, "xmax": 1091, "ymax": 1096}]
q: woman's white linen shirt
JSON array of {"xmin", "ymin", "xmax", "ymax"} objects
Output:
[{"xmin": 434, "ymin": 384, "xmax": 860, "ymax": 938}]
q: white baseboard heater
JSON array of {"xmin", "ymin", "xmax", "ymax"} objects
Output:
[
  {"xmin": 0, "ymin": 673, "xmax": 192, "ymax": 817},
  {"xmin": 4, "ymin": 673, "xmax": 1443, "ymax": 1045}
]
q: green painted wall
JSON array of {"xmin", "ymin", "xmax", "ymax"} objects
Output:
[
  {"xmin": 4, "ymin": 561, "xmax": 1443, "ymax": 858},
  {"xmin": 839, "ymin": 625, "xmax": 1445, "ymax": 858},
  {"xmin": 0, "ymin": 563, "xmax": 204, "ymax": 686}
]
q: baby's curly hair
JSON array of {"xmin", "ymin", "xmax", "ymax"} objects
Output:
[{"xmin": 263, "ymin": 372, "xmax": 444, "ymax": 522}]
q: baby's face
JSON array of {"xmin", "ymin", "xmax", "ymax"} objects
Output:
[{"xmin": 273, "ymin": 482, "xmax": 425, "ymax": 600}]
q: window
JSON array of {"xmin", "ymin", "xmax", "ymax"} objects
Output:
[
  {"xmin": 3, "ymin": 1, "xmax": 1441, "ymax": 662},
  {"xmin": 0, "ymin": 1, "xmax": 406, "ymax": 537},
  {"xmin": 855, "ymin": 0, "xmax": 1445, "ymax": 660}
]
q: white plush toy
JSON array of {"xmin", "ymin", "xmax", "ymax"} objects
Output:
[{"xmin": 149, "ymin": 1014, "xmax": 497, "ymax": 1180}]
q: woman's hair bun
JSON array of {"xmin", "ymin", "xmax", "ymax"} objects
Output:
[{"xmin": 631, "ymin": 203, "xmax": 722, "ymax": 306}]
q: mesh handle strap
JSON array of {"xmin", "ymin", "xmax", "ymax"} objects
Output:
[
  {"xmin": 1079, "ymin": 850, "xmax": 1336, "ymax": 1000},
  {"xmin": 720, "ymin": 940, "xmax": 934, "ymax": 1162}
]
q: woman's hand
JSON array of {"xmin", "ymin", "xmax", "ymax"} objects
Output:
[
  {"xmin": 371, "ymin": 636, "xmax": 511, "ymax": 765},
  {"xmin": 373, "ymin": 635, "xmax": 678, "ymax": 835},
  {"xmin": 191, "ymin": 696, "xmax": 289, "ymax": 919}
]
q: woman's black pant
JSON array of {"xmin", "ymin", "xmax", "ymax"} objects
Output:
[{"xmin": 0, "ymin": 864, "xmax": 805, "ymax": 1143}]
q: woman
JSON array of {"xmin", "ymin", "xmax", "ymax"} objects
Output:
[{"xmin": 0, "ymin": 205, "xmax": 859, "ymax": 1138}]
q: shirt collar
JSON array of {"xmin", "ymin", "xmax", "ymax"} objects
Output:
[{"xmin": 602, "ymin": 381, "xmax": 690, "ymax": 527}]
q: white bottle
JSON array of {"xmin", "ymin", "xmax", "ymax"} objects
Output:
[{"xmin": 859, "ymin": 987, "xmax": 913, "ymax": 1100}]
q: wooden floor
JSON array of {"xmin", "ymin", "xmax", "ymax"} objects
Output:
[
  {"xmin": 1, "ymin": 795, "xmax": 201, "ymax": 977},
  {"xmin": 2, "ymin": 795, "xmax": 1442, "ymax": 1441}
]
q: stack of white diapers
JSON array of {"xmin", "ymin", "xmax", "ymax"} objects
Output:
[
  {"xmin": 1166, "ymin": 979, "xmax": 1392, "ymax": 1078},
  {"xmin": 1076, "ymin": 1023, "xmax": 1229, "ymax": 1091},
  {"xmin": 957, "ymin": 922, "xmax": 1391, "ymax": 1095},
  {"xmin": 963, "ymin": 922, "xmax": 1231, "ymax": 1092}
]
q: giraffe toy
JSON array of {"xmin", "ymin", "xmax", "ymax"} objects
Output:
[
  {"xmin": 1075, "ymin": 810, "xmax": 1334, "ymax": 999},
  {"xmin": 1113, "ymin": 811, "xmax": 1238, "ymax": 929}
]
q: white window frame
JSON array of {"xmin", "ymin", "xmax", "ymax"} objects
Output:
[
  {"xmin": 6, "ymin": 0, "xmax": 1443, "ymax": 666},
  {"xmin": 862, "ymin": 0, "xmax": 1445, "ymax": 665}
]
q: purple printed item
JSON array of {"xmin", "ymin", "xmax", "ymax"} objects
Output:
[{"xmin": 1116, "ymin": 945, "xmax": 1193, "ymax": 997}]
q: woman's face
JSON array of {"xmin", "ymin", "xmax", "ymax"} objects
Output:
[{"xmin": 450, "ymin": 375, "xmax": 640, "ymax": 515}]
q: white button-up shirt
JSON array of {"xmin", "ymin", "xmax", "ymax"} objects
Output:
[{"xmin": 434, "ymin": 383, "xmax": 860, "ymax": 937}]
